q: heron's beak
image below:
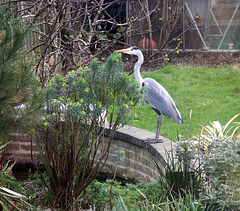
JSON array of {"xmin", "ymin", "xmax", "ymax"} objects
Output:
[{"xmin": 114, "ymin": 48, "xmax": 131, "ymax": 53}]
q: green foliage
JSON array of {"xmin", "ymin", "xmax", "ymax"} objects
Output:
[
  {"xmin": 195, "ymin": 113, "xmax": 240, "ymax": 150},
  {"xmin": 150, "ymin": 140, "xmax": 201, "ymax": 201},
  {"xmin": 37, "ymin": 52, "xmax": 142, "ymax": 210},
  {"xmin": 83, "ymin": 179, "xmax": 205, "ymax": 211},
  {"xmin": 83, "ymin": 179, "xmax": 161, "ymax": 210},
  {"xmin": 22, "ymin": 170, "xmax": 51, "ymax": 208},
  {"xmin": 174, "ymin": 115, "xmax": 240, "ymax": 210},
  {"xmin": 0, "ymin": 162, "xmax": 32, "ymax": 210},
  {"xmin": 0, "ymin": 6, "xmax": 44, "ymax": 140},
  {"xmin": 109, "ymin": 149, "xmax": 125, "ymax": 209},
  {"xmin": 162, "ymin": 191, "xmax": 205, "ymax": 211},
  {"xmin": 201, "ymin": 138, "xmax": 240, "ymax": 210}
]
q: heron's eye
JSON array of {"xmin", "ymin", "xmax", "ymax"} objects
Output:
[{"xmin": 132, "ymin": 46, "xmax": 139, "ymax": 50}]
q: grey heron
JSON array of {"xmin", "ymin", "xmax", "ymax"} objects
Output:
[{"xmin": 114, "ymin": 46, "xmax": 183, "ymax": 143}]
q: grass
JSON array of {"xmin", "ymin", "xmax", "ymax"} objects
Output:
[{"xmin": 130, "ymin": 65, "xmax": 240, "ymax": 141}]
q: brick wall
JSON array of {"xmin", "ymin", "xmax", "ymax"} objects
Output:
[
  {"xmin": 6, "ymin": 133, "xmax": 41, "ymax": 164},
  {"xmin": 101, "ymin": 125, "xmax": 172, "ymax": 183},
  {"xmin": 100, "ymin": 138, "xmax": 163, "ymax": 183},
  {"xmin": 5, "ymin": 126, "xmax": 173, "ymax": 183}
]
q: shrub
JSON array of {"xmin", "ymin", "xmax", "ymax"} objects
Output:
[
  {"xmin": 36, "ymin": 52, "xmax": 142, "ymax": 210},
  {"xmin": 201, "ymin": 138, "xmax": 240, "ymax": 210},
  {"xmin": 194, "ymin": 113, "xmax": 240, "ymax": 151},
  {"xmin": 188, "ymin": 114, "xmax": 240, "ymax": 210}
]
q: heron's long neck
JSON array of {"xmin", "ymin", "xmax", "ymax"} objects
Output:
[{"xmin": 134, "ymin": 53, "xmax": 144, "ymax": 86}]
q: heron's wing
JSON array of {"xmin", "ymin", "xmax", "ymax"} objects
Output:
[{"xmin": 143, "ymin": 78, "xmax": 183, "ymax": 125}]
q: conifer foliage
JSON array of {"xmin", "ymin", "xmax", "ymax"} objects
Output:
[
  {"xmin": 38, "ymin": 52, "xmax": 142, "ymax": 209},
  {"xmin": 0, "ymin": 7, "xmax": 44, "ymax": 141}
]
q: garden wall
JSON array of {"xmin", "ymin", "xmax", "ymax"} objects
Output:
[
  {"xmin": 5, "ymin": 126, "xmax": 174, "ymax": 183},
  {"xmin": 6, "ymin": 133, "xmax": 42, "ymax": 164}
]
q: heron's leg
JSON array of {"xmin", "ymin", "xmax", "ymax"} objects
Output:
[
  {"xmin": 155, "ymin": 115, "xmax": 162, "ymax": 142},
  {"xmin": 145, "ymin": 115, "xmax": 163, "ymax": 143}
]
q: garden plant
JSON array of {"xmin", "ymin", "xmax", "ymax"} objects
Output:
[
  {"xmin": 36, "ymin": 53, "xmax": 142, "ymax": 210},
  {"xmin": 0, "ymin": 1, "xmax": 240, "ymax": 210},
  {"xmin": 0, "ymin": 6, "xmax": 44, "ymax": 142}
]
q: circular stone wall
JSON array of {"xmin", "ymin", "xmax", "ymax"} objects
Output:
[
  {"xmin": 101, "ymin": 125, "xmax": 174, "ymax": 183},
  {"xmin": 6, "ymin": 125, "xmax": 174, "ymax": 183}
]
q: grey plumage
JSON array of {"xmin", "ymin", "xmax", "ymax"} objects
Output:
[
  {"xmin": 115, "ymin": 46, "xmax": 183, "ymax": 143},
  {"xmin": 142, "ymin": 78, "xmax": 183, "ymax": 125}
]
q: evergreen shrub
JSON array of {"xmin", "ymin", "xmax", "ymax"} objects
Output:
[{"xmin": 37, "ymin": 52, "xmax": 142, "ymax": 209}]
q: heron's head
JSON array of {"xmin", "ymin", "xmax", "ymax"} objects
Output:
[{"xmin": 114, "ymin": 46, "xmax": 142, "ymax": 56}]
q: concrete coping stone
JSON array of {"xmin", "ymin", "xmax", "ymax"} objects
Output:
[{"xmin": 104, "ymin": 123, "xmax": 175, "ymax": 167}]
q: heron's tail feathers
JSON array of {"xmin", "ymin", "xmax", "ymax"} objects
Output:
[
  {"xmin": 177, "ymin": 117, "xmax": 183, "ymax": 125},
  {"xmin": 173, "ymin": 108, "xmax": 183, "ymax": 125}
]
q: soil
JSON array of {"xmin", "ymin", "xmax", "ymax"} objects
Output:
[
  {"xmin": 122, "ymin": 51, "xmax": 240, "ymax": 74},
  {"xmin": 168, "ymin": 52, "xmax": 240, "ymax": 67}
]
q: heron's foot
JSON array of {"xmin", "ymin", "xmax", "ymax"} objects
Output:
[{"xmin": 145, "ymin": 138, "xmax": 163, "ymax": 144}]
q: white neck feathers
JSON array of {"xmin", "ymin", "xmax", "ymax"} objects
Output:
[{"xmin": 134, "ymin": 51, "xmax": 144, "ymax": 86}]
